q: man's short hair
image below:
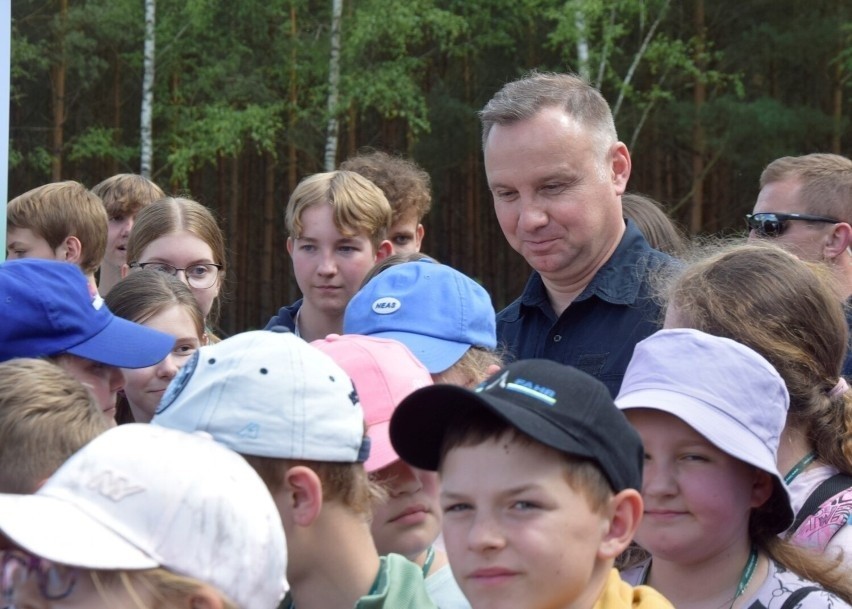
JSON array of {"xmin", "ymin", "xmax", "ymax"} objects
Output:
[
  {"xmin": 0, "ymin": 358, "xmax": 109, "ymax": 493},
  {"xmin": 7, "ymin": 181, "xmax": 108, "ymax": 275},
  {"xmin": 285, "ymin": 170, "xmax": 392, "ymax": 250},
  {"xmin": 91, "ymin": 173, "xmax": 165, "ymax": 220},
  {"xmin": 759, "ymin": 153, "xmax": 852, "ymax": 222},
  {"xmin": 340, "ymin": 150, "xmax": 432, "ymax": 224},
  {"xmin": 479, "ymin": 71, "xmax": 618, "ymax": 162}
]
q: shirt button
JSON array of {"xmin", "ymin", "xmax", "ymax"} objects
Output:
[{"xmin": 553, "ymin": 335, "xmax": 562, "ymax": 342}]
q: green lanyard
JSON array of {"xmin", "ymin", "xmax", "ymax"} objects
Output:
[
  {"xmin": 641, "ymin": 545, "xmax": 758, "ymax": 606},
  {"xmin": 784, "ymin": 452, "xmax": 816, "ymax": 485},
  {"xmin": 421, "ymin": 546, "xmax": 436, "ymax": 578}
]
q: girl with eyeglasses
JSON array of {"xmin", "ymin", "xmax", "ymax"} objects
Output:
[
  {"xmin": 105, "ymin": 269, "xmax": 206, "ymax": 424},
  {"xmin": 125, "ymin": 197, "xmax": 227, "ymax": 340},
  {"xmin": 662, "ymin": 241, "xmax": 852, "ymax": 567},
  {"xmin": 0, "ymin": 424, "xmax": 287, "ymax": 609}
]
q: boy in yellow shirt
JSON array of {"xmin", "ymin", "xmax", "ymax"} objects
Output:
[{"xmin": 389, "ymin": 359, "xmax": 674, "ymax": 609}]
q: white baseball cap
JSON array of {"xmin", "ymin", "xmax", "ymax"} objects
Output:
[
  {"xmin": 0, "ymin": 424, "xmax": 287, "ymax": 609},
  {"xmin": 615, "ymin": 328, "xmax": 794, "ymax": 534},
  {"xmin": 153, "ymin": 329, "xmax": 370, "ymax": 462}
]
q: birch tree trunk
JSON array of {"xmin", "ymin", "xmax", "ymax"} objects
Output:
[
  {"xmin": 323, "ymin": 0, "xmax": 343, "ymax": 171},
  {"xmin": 140, "ymin": 0, "xmax": 156, "ymax": 178}
]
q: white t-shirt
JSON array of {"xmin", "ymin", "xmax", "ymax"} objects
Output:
[
  {"xmin": 425, "ymin": 564, "xmax": 470, "ymax": 609},
  {"xmin": 621, "ymin": 558, "xmax": 850, "ymax": 609}
]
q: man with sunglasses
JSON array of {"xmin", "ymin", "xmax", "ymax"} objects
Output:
[{"xmin": 748, "ymin": 153, "xmax": 852, "ymax": 374}]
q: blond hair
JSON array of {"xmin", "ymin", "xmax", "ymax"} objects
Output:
[
  {"xmin": 0, "ymin": 358, "xmax": 109, "ymax": 493},
  {"xmin": 92, "ymin": 568, "xmax": 238, "ymax": 609},
  {"xmin": 91, "ymin": 173, "xmax": 165, "ymax": 220},
  {"xmin": 7, "ymin": 181, "xmax": 108, "ymax": 275},
  {"xmin": 760, "ymin": 153, "xmax": 852, "ymax": 221},
  {"xmin": 285, "ymin": 170, "xmax": 392, "ymax": 250}
]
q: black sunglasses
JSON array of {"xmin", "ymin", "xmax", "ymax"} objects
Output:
[{"xmin": 745, "ymin": 212, "xmax": 840, "ymax": 237}]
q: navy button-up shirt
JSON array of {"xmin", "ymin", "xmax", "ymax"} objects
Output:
[{"xmin": 496, "ymin": 220, "xmax": 675, "ymax": 397}]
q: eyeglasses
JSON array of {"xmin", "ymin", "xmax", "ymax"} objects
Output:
[
  {"xmin": 130, "ymin": 262, "xmax": 222, "ymax": 289},
  {"xmin": 745, "ymin": 212, "xmax": 840, "ymax": 237},
  {"xmin": 1, "ymin": 551, "xmax": 78, "ymax": 602}
]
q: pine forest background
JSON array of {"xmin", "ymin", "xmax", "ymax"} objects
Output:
[{"xmin": 9, "ymin": 0, "xmax": 852, "ymax": 336}]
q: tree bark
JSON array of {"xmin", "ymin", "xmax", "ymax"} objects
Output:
[
  {"xmin": 50, "ymin": 0, "xmax": 68, "ymax": 181},
  {"xmin": 140, "ymin": 0, "xmax": 156, "ymax": 177},
  {"xmin": 323, "ymin": 0, "xmax": 343, "ymax": 171}
]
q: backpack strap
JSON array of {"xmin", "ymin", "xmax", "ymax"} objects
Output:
[
  {"xmin": 788, "ymin": 473, "xmax": 852, "ymax": 552},
  {"xmin": 790, "ymin": 473, "xmax": 852, "ymax": 531},
  {"xmin": 778, "ymin": 586, "xmax": 820, "ymax": 609}
]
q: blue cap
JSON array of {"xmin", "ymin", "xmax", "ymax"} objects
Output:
[
  {"xmin": 0, "ymin": 259, "xmax": 176, "ymax": 368},
  {"xmin": 343, "ymin": 259, "xmax": 497, "ymax": 373}
]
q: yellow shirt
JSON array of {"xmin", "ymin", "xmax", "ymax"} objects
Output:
[{"xmin": 593, "ymin": 569, "xmax": 674, "ymax": 609}]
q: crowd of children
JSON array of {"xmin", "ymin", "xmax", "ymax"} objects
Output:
[{"xmin": 2, "ymin": 75, "xmax": 852, "ymax": 609}]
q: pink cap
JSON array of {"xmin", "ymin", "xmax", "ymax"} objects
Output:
[{"xmin": 312, "ymin": 334, "xmax": 432, "ymax": 471}]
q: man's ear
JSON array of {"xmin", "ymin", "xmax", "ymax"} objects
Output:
[
  {"xmin": 120, "ymin": 263, "xmax": 130, "ymax": 278},
  {"xmin": 375, "ymin": 240, "xmax": 393, "ymax": 262},
  {"xmin": 609, "ymin": 142, "xmax": 632, "ymax": 196},
  {"xmin": 598, "ymin": 489, "xmax": 643, "ymax": 560},
  {"xmin": 283, "ymin": 465, "xmax": 324, "ymax": 527},
  {"xmin": 286, "ymin": 236, "xmax": 295, "ymax": 257},
  {"xmin": 823, "ymin": 222, "xmax": 852, "ymax": 262},
  {"xmin": 63, "ymin": 235, "xmax": 82, "ymax": 264}
]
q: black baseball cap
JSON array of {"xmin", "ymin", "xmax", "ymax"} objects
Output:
[{"xmin": 389, "ymin": 359, "xmax": 643, "ymax": 493}]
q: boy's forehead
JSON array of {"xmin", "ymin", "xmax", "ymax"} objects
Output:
[{"xmin": 440, "ymin": 434, "xmax": 579, "ymax": 490}]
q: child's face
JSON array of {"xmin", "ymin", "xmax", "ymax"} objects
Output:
[
  {"xmin": 370, "ymin": 460, "xmax": 441, "ymax": 559},
  {"xmin": 626, "ymin": 409, "xmax": 768, "ymax": 565},
  {"xmin": 288, "ymin": 204, "xmax": 381, "ymax": 318},
  {"xmin": 54, "ymin": 354, "xmax": 122, "ymax": 426},
  {"xmin": 122, "ymin": 304, "xmax": 202, "ymax": 423},
  {"xmin": 387, "ymin": 210, "xmax": 423, "ymax": 255},
  {"xmin": 6, "ymin": 227, "xmax": 62, "ymax": 261},
  {"xmin": 105, "ymin": 213, "xmax": 135, "ymax": 269},
  {"xmin": 135, "ymin": 231, "xmax": 221, "ymax": 318},
  {"xmin": 440, "ymin": 436, "xmax": 612, "ymax": 609}
]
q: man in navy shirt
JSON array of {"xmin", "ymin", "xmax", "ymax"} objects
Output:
[{"xmin": 480, "ymin": 71, "xmax": 673, "ymax": 396}]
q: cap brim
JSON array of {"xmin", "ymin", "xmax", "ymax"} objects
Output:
[
  {"xmin": 0, "ymin": 494, "xmax": 159, "ymax": 570},
  {"xmin": 368, "ymin": 332, "xmax": 469, "ymax": 374},
  {"xmin": 390, "ymin": 384, "xmax": 598, "ymax": 472},
  {"xmin": 66, "ymin": 315, "xmax": 175, "ymax": 369},
  {"xmin": 365, "ymin": 420, "xmax": 398, "ymax": 472},
  {"xmin": 617, "ymin": 388, "xmax": 793, "ymax": 532}
]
